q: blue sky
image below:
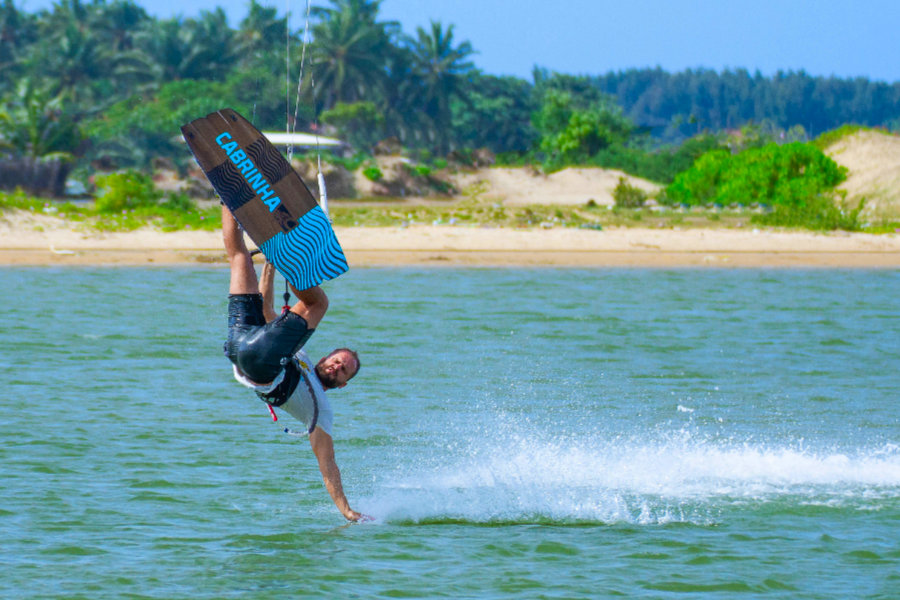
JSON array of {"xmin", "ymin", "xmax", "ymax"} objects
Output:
[{"xmin": 21, "ymin": 0, "xmax": 900, "ymax": 82}]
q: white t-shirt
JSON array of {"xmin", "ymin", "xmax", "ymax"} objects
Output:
[{"xmin": 232, "ymin": 349, "xmax": 334, "ymax": 435}]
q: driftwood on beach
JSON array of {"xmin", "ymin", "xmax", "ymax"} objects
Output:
[{"xmin": 0, "ymin": 156, "xmax": 70, "ymax": 198}]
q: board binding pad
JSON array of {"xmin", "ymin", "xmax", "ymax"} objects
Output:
[{"xmin": 181, "ymin": 108, "xmax": 348, "ymax": 291}]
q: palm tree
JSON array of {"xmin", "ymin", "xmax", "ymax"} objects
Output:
[
  {"xmin": 21, "ymin": 0, "xmax": 149, "ymax": 110},
  {"xmin": 137, "ymin": 17, "xmax": 189, "ymax": 82},
  {"xmin": 0, "ymin": 0, "xmax": 38, "ymax": 91},
  {"xmin": 89, "ymin": 1, "xmax": 158, "ymax": 98},
  {"xmin": 141, "ymin": 9, "xmax": 237, "ymax": 82},
  {"xmin": 380, "ymin": 43, "xmax": 421, "ymax": 145},
  {"xmin": 309, "ymin": 0, "xmax": 398, "ymax": 109},
  {"xmin": 231, "ymin": 0, "xmax": 289, "ymax": 129},
  {"xmin": 407, "ymin": 21, "xmax": 474, "ymax": 155},
  {"xmin": 0, "ymin": 78, "xmax": 82, "ymax": 158},
  {"xmin": 180, "ymin": 9, "xmax": 238, "ymax": 81},
  {"xmin": 237, "ymin": 0, "xmax": 287, "ymax": 65},
  {"xmin": 92, "ymin": 0, "xmax": 149, "ymax": 51},
  {"xmin": 0, "ymin": 78, "xmax": 83, "ymax": 196},
  {"xmin": 41, "ymin": 21, "xmax": 113, "ymax": 106}
]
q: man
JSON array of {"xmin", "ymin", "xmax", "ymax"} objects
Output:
[{"xmin": 221, "ymin": 205, "xmax": 366, "ymax": 522}]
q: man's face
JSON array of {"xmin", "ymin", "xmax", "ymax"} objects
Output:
[{"xmin": 316, "ymin": 350, "xmax": 358, "ymax": 389}]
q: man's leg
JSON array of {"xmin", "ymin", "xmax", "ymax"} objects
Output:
[{"xmin": 223, "ymin": 205, "xmax": 258, "ymax": 295}]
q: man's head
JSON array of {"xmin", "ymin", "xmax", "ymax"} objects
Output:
[{"xmin": 315, "ymin": 348, "xmax": 360, "ymax": 389}]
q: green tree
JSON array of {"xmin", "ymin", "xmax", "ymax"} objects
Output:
[
  {"xmin": 236, "ymin": 0, "xmax": 286, "ymax": 62},
  {"xmin": 86, "ymin": 79, "xmax": 244, "ymax": 168},
  {"xmin": 22, "ymin": 0, "xmax": 158, "ymax": 109},
  {"xmin": 35, "ymin": 18, "xmax": 113, "ymax": 105},
  {"xmin": 0, "ymin": 79, "xmax": 82, "ymax": 158},
  {"xmin": 92, "ymin": 1, "xmax": 159, "ymax": 97},
  {"xmin": 379, "ymin": 43, "xmax": 422, "ymax": 147},
  {"xmin": 535, "ymin": 89, "xmax": 632, "ymax": 165},
  {"xmin": 310, "ymin": 0, "xmax": 398, "ymax": 108},
  {"xmin": 229, "ymin": 1, "xmax": 292, "ymax": 130},
  {"xmin": 0, "ymin": 0, "xmax": 38, "ymax": 94},
  {"xmin": 92, "ymin": 0, "xmax": 149, "ymax": 51},
  {"xmin": 141, "ymin": 10, "xmax": 237, "ymax": 82},
  {"xmin": 532, "ymin": 69, "xmax": 609, "ymax": 108},
  {"xmin": 450, "ymin": 72, "xmax": 537, "ymax": 154},
  {"xmin": 407, "ymin": 21, "xmax": 474, "ymax": 155},
  {"xmin": 320, "ymin": 101, "xmax": 384, "ymax": 152}
]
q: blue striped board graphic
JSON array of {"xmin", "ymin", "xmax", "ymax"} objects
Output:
[{"xmin": 260, "ymin": 206, "xmax": 348, "ymax": 291}]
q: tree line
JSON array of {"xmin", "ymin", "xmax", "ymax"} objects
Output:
[
  {"xmin": 588, "ymin": 67, "xmax": 900, "ymax": 141},
  {"xmin": 1, "ymin": 0, "xmax": 898, "ymax": 188}
]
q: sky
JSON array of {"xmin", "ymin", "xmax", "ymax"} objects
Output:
[{"xmin": 20, "ymin": 0, "xmax": 900, "ymax": 82}]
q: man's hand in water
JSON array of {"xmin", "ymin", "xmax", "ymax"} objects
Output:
[
  {"xmin": 311, "ymin": 428, "xmax": 372, "ymax": 522},
  {"xmin": 346, "ymin": 510, "xmax": 373, "ymax": 522}
]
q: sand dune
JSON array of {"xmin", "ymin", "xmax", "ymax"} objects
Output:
[
  {"xmin": 826, "ymin": 130, "xmax": 900, "ymax": 220},
  {"xmin": 449, "ymin": 167, "xmax": 661, "ymax": 206}
]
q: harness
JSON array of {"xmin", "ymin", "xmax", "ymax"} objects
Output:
[
  {"xmin": 256, "ymin": 285, "xmax": 319, "ymax": 436},
  {"xmin": 258, "ymin": 358, "xmax": 319, "ymax": 435}
]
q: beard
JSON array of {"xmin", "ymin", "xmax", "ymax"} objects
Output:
[{"xmin": 315, "ymin": 362, "xmax": 340, "ymax": 389}]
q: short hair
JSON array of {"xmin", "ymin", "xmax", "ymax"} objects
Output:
[{"xmin": 330, "ymin": 347, "xmax": 361, "ymax": 380}]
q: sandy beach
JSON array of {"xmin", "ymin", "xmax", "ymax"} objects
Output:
[
  {"xmin": 3, "ymin": 128, "xmax": 899, "ymax": 269},
  {"xmin": 2, "ymin": 214, "xmax": 899, "ymax": 268}
]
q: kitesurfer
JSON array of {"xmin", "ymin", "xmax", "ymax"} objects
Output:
[{"xmin": 221, "ymin": 205, "xmax": 367, "ymax": 522}]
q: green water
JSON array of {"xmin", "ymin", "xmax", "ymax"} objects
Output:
[{"xmin": 2, "ymin": 267, "xmax": 899, "ymax": 599}]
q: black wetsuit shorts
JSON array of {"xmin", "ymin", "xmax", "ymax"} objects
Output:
[{"xmin": 224, "ymin": 293, "xmax": 314, "ymax": 384}]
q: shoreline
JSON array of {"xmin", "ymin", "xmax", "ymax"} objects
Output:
[{"xmin": 2, "ymin": 224, "xmax": 899, "ymax": 268}]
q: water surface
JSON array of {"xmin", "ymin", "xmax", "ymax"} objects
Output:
[{"xmin": 2, "ymin": 267, "xmax": 899, "ymax": 598}]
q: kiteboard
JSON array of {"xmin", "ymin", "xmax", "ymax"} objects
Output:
[{"xmin": 181, "ymin": 108, "xmax": 348, "ymax": 290}]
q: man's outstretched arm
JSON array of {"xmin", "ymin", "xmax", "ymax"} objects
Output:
[{"xmin": 309, "ymin": 427, "xmax": 367, "ymax": 521}]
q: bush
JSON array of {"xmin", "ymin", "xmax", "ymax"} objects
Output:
[
  {"xmin": 613, "ymin": 177, "xmax": 647, "ymax": 208},
  {"xmin": 662, "ymin": 142, "xmax": 859, "ymax": 229},
  {"xmin": 94, "ymin": 171, "xmax": 162, "ymax": 213},
  {"xmin": 362, "ymin": 166, "xmax": 383, "ymax": 182},
  {"xmin": 664, "ymin": 143, "xmax": 847, "ymax": 209},
  {"xmin": 0, "ymin": 188, "xmax": 44, "ymax": 211},
  {"xmin": 752, "ymin": 196, "xmax": 865, "ymax": 231},
  {"xmin": 160, "ymin": 192, "xmax": 196, "ymax": 212}
]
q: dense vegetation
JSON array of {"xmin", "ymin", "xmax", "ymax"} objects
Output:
[
  {"xmin": 2, "ymin": 0, "xmax": 899, "ymax": 170},
  {"xmin": 588, "ymin": 69, "xmax": 900, "ymax": 142},
  {"xmin": 663, "ymin": 142, "xmax": 869, "ymax": 230},
  {"xmin": 1, "ymin": 0, "xmax": 898, "ymax": 231},
  {"xmin": 665, "ymin": 143, "xmax": 847, "ymax": 208}
]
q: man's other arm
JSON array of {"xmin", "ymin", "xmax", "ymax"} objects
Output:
[
  {"xmin": 309, "ymin": 426, "xmax": 366, "ymax": 521},
  {"xmin": 289, "ymin": 285, "xmax": 328, "ymax": 329},
  {"xmin": 259, "ymin": 262, "xmax": 278, "ymax": 323}
]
